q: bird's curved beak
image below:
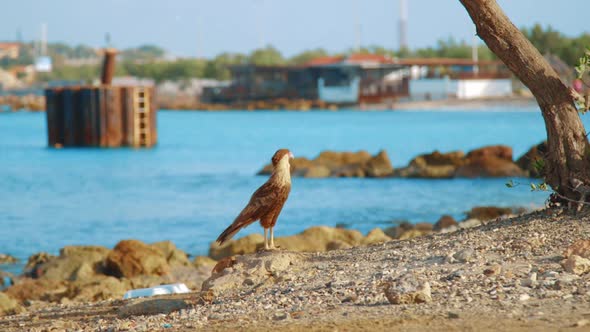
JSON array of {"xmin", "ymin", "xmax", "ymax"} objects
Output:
[{"xmin": 288, "ymin": 152, "xmax": 294, "ymax": 159}]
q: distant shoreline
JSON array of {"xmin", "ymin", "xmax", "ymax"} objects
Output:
[
  {"xmin": 1, "ymin": 95, "xmax": 539, "ymax": 113},
  {"xmin": 390, "ymin": 95, "xmax": 538, "ymax": 111},
  {"xmin": 160, "ymin": 95, "xmax": 539, "ymax": 112}
]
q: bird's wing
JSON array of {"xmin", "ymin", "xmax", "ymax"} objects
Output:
[
  {"xmin": 241, "ymin": 180, "xmax": 287, "ymax": 219},
  {"xmin": 216, "ymin": 180, "xmax": 290, "ymax": 244}
]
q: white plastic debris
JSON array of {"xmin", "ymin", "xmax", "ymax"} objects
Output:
[{"xmin": 122, "ymin": 283, "xmax": 190, "ymax": 299}]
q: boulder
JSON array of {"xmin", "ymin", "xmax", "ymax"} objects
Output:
[
  {"xmin": 274, "ymin": 226, "xmax": 364, "ymax": 252},
  {"xmin": 202, "ymin": 251, "xmax": 304, "ymax": 294},
  {"xmin": 68, "ymin": 276, "xmax": 130, "ymax": 302},
  {"xmin": 0, "ymin": 254, "xmax": 18, "ymax": 264},
  {"xmin": 384, "ymin": 221, "xmax": 415, "ymax": 239},
  {"xmin": 167, "ymin": 265, "xmax": 212, "ymax": 290},
  {"xmin": 455, "ymin": 155, "xmax": 526, "ymax": 178},
  {"xmin": 315, "ymin": 151, "xmax": 349, "ymax": 168},
  {"xmin": 212, "ymin": 257, "xmax": 237, "ymax": 275},
  {"xmin": 418, "ymin": 150, "xmax": 465, "ymax": 167},
  {"xmin": 151, "ymin": 241, "xmax": 191, "ymax": 267},
  {"xmin": 37, "ymin": 245, "xmax": 110, "ymax": 281},
  {"xmin": 364, "ymin": 150, "xmax": 394, "ymax": 177},
  {"xmin": 333, "ymin": 164, "xmax": 366, "ymax": 178},
  {"xmin": 361, "ymin": 228, "xmax": 393, "ymax": 245},
  {"xmin": 516, "ymin": 141, "xmax": 547, "ymax": 178},
  {"xmin": 415, "ymin": 223, "xmax": 434, "ymax": 232},
  {"xmin": 564, "ymin": 240, "xmax": 590, "ymax": 259},
  {"xmin": 193, "ymin": 256, "xmax": 217, "ymax": 269},
  {"xmin": 397, "ymin": 150, "xmax": 465, "ymax": 178},
  {"xmin": 0, "ymin": 293, "xmax": 21, "ymax": 316},
  {"xmin": 104, "ymin": 240, "xmax": 170, "ymax": 278},
  {"xmin": 466, "ymin": 206, "xmax": 513, "ymax": 221},
  {"xmin": 209, "ymin": 233, "xmax": 264, "ymax": 261},
  {"xmin": 4, "ymin": 278, "xmax": 69, "ymax": 303},
  {"xmin": 326, "ymin": 241, "xmax": 353, "ymax": 251},
  {"xmin": 399, "ymin": 229, "xmax": 430, "ymax": 240},
  {"xmin": 384, "ymin": 222, "xmax": 432, "ymax": 240},
  {"xmin": 284, "ymin": 157, "xmax": 315, "ymax": 176},
  {"xmin": 466, "ymin": 145, "xmax": 513, "ymax": 161},
  {"xmin": 303, "ymin": 165, "xmax": 331, "ymax": 178},
  {"xmin": 23, "ymin": 252, "xmax": 56, "ymax": 278},
  {"xmin": 341, "ymin": 151, "xmax": 372, "ymax": 164},
  {"xmin": 455, "ymin": 145, "xmax": 526, "ymax": 178},
  {"xmin": 209, "ymin": 226, "xmax": 364, "ymax": 260},
  {"xmin": 433, "ymin": 215, "xmax": 458, "ymax": 231}
]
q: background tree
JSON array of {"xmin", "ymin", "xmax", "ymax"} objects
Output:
[
  {"xmin": 248, "ymin": 46, "xmax": 285, "ymax": 66},
  {"xmin": 522, "ymin": 24, "xmax": 590, "ymax": 66},
  {"xmin": 204, "ymin": 52, "xmax": 247, "ymax": 80},
  {"xmin": 459, "ymin": 0, "xmax": 590, "ymax": 204},
  {"xmin": 289, "ymin": 48, "xmax": 329, "ymax": 65}
]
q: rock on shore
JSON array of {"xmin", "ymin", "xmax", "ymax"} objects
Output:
[{"xmin": 2, "ymin": 240, "xmax": 211, "ymax": 306}]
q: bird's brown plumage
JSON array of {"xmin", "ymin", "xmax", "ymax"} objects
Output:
[{"xmin": 216, "ymin": 149, "xmax": 293, "ymax": 245}]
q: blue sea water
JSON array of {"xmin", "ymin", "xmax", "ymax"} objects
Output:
[{"xmin": 1, "ymin": 107, "xmax": 589, "ymax": 270}]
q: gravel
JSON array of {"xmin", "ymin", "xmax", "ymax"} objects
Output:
[{"xmin": 1, "ymin": 208, "xmax": 590, "ymax": 331}]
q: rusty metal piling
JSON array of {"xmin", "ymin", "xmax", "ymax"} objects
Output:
[{"xmin": 44, "ymin": 49, "xmax": 157, "ymax": 148}]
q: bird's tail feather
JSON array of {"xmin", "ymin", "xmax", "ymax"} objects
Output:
[{"xmin": 216, "ymin": 220, "xmax": 249, "ymax": 244}]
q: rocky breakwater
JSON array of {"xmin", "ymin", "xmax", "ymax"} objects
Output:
[
  {"xmin": 258, "ymin": 150, "xmax": 394, "ymax": 178},
  {"xmin": 258, "ymin": 144, "xmax": 541, "ymax": 179},
  {"xmin": 396, "ymin": 145, "xmax": 527, "ymax": 178},
  {"xmin": 0, "ymin": 95, "xmax": 45, "ymax": 112},
  {"xmin": 0, "ymin": 240, "xmax": 216, "ymax": 316}
]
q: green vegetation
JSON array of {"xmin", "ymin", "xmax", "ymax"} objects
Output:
[
  {"xmin": 522, "ymin": 24, "xmax": 590, "ymax": 66},
  {"xmin": 120, "ymin": 45, "xmax": 166, "ymax": 62},
  {"xmin": 411, "ymin": 37, "xmax": 496, "ymax": 60},
  {"xmin": 573, "ymin": 48, "xmax": 590, "ymax": 113}
]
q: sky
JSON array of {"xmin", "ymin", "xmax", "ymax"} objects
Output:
[{"xmin": 1, "ymin": 0, "xmax": 587, "ymax": 58}]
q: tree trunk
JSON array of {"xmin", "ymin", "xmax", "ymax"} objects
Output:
[{"xmin": 459, "ymin": 0, "xmax": 590, "ymax": 201}]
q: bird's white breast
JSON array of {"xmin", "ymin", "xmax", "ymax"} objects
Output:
[{"xmin": 273, "ymin": 157, "xmax": 291, "ymax": 185}]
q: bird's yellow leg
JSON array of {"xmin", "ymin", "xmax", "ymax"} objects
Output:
[
  {"xmin": 264, "ymin": 228, "xmax": 269, "ymax": 250},
  {"xmin": 270, "ymin": 227, "xmax": 276, "ymax": 249}
]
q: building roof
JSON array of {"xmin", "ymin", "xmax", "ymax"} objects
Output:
[
  {"xmin": 393, "ymin": 57, "xmax": 503, "ymax": 66},
  {"xmin": 306, "ymin": 54, "xmax": 395, "ymax": 67},
  {"xmin": 0, "ymin": 42, "xmax": 21, "ymax": 49},
  {"xmin": 306, "ymin": 54, "xmax": 504, "ymax": 68}
]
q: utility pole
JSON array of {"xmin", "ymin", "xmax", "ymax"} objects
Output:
[
  {"xmin": 41, "ymin": 23, "xmax": 48, "ymax": 56},
  {"xmin": 472, "ymin": 34, "xmax": 479, "ymax": 76},
  {"xmin": 354, "ymin": 0, "xmax": 362, "ymax": 52},
  {"xmin": 399, "ymin": 0, "xmax": 408, "ymax": 50}
]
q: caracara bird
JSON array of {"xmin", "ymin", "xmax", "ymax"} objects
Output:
[{"xmin": 216, "ymin": 149, "xmax": 294, "ymax": 249}]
